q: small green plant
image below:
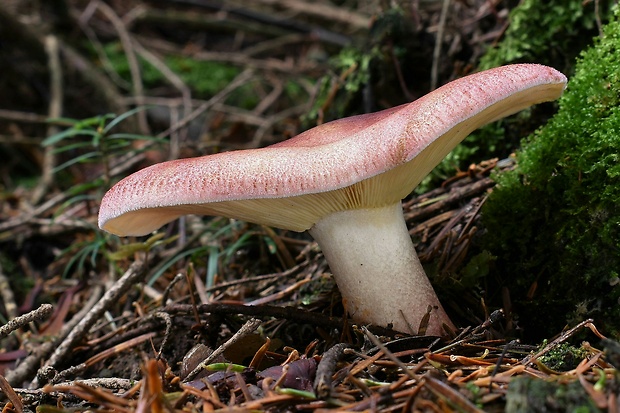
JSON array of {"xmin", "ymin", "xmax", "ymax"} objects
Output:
[
  {"xmin": 145, "ymin": 218, "xmax": 282, "ymax": 289},
  {"xmin": 44, "ymin": 107, "xmax": 164, "ymax": 187},
  {"xmin": 44, "ymin": 109, "xmax": 165, "ymax": 276},
  {"xmin": 482, "ymin": 7, "xmax": 620, "ymax": 338}
]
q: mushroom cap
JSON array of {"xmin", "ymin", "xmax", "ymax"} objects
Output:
[{"xmin": 99, "ymin": 64, "xmax": 566, "ymax": 236}]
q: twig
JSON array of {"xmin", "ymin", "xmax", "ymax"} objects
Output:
[
  {"xmin": 78, "ymin": 0, "xmax": 131, "ymax": 90},
  {"xmin": 520, "ymin": 318, "xmax": 596, "ymax": 366},
  {"xmin": 168, "ymin": 103, "xmax": 182, "ymax": 160},
  {"xmin": 424, "ymin": 376, "xmax": 485, "ymax": 413},
  {"xmin": 0, "ymin": 6, "xmax": 133, "ymax": 130},
  {"xmin": 94, "ymin": 1, "xmax": 150, "ymax": 135},
  {"xmin": 140, "ymin": 35, "xmax": 313, "ymax": 73},
  {"xmin": 203, "ymin": 260, "xmax": 309, "ymax": 293},
  {"xmin": 0, "ymin": 192, "xmax": 71, "ymax": 232},
  {"xmin": 242, "ymin": 33, "xmax": 307, "ymax": 57},
  {"xmin": 59, "ymin": 42, "xmax": 136, "ymax": 128},
  {"xmin": 164, "ymin": 302, "xmax": 399, "ymax": 337},
  {"xmin": 361, "ymin": 327, "xmax": 419, "ymax": 381},
  {"xmin": 0, "ymin": 263, "xmax": 19, "ymax": 321},
  {"xmin": 48, "ymin": 377, "xmax": 135, "ymax": 391},
  {"xmin": 389, "ymin": 41, "xmax": 415, "ymax": 101},
  {"xmin": 0, "ymin": 374, "xmax": 23, "ymax": 413},
  {"xmin": 157, "ymin": 68, "xmax": 255, "ymax": 139},
  {"xmin": 5, "ymin": 285, "xmax": 104, "ymax": 386},
  {"xmin": 152, "ymin": 312, "xmax": 172, "ymax": 359},
  {"xmin": 595, "ymin": 0, "xmax": 603, "ymax": 37},
  {"xmin": 31, "ymin": 35, "xmax": 63, "ymax": 205},
  {"xmin": 51, "ymin": 332, "xmax": 157, "ymax": 384},
  {"xmin": 183, "ymin": 318, "xmax": 262, "ymax": 382},
  {"xmin": 491, "ymin": 339, "xmax": 520, "ymax": 377},
  {"xmin": 35, "ymin": 262, "xmax": 146, "ymax": 385},
  {"xmin": 108, "ymin": 149, "xmax": 149, "ymax": 177},
  {"xmin": 256, "ymin": 0, "xmax": 370, "ymax": 30},
  {"xmin": 0, "ymin": 109, "xmax": 50, "ymax": 124},
  {"xmin": 161, "ymin": 273, "xmax": 185, "ymax": 305},
  {"xmin": 0, "ymin": 135, "xmax": 43, "ymax": 145},
  {"xmin": 430, "ymin": 0, "xmax": 451, "ymax": 90},
  {"xmin": 156, "ymin": 0, "xmax": 352, "ymax": 46},
  {"xmin": 314, "ymin": 343, "xmax": 349, "ymax": 399},
  {"xmin": 246, "ymin": 277, "xmax": 312, "ymax": 306},
  {"xmin": 252, "ymin": 75, "xmax": 284, "ymax": 115},
  {"xmin": 130, "ymin": 38, "xmax": 193, "ymax": 157},
  {"xmin": 249, "ymin": 103, "xmax": 310, "ymax": 147},
  {"xmin": 0, "ymin": 304, "xmax": 54, "ymax": 339},
  {"xmin": 404, "ymin": 177, "xmax": 495, "ymax": 223}
]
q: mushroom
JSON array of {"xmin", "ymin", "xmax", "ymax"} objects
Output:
[{"xmin": 99, "ymin": 64, "xmax": 566, "ymax": 336}]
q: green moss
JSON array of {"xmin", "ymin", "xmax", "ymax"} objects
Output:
[
  {"xmin": 480, "ymin": 0, "xmax": 613, "ymax": 71},
  {"xmin": 538, "ymin": 343, "xmax": 588, "ymax": 372},
  {"xmin": 482, "ymin": 8, "xmax": 620, "ymax": 339},
  {"xmin": 165, "ymin": 56, "xmax": 241, "ymax": 97},
  {"xmin": 505, "ymin": 376, "xmax": 601, "ymax": 413},
  {"xmin": 450, "ymin": 0, "xmax": 616, "ymax": 187},
  {"xmin": 100, "ymin": 42, "xmax": 243, "ymax": 100}
]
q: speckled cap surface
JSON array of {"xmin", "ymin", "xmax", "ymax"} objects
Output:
[{"xmin": 99, "ymin": 64, "xmax": 566, "ymax": 235}]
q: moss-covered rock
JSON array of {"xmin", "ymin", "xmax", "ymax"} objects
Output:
[{"xmin": 482, "ymin": 8, "xmax": 620, "ymax": 339}]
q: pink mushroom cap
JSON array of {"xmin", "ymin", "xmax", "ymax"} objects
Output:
[{"xmin": 99, "ymin": 64, "xmax": 566, "ymax": 236}]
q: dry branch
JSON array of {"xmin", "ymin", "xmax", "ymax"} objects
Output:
[
  {"xmin": 31, "ymin": 35, "xmax": 63, "ymax": 205},
  {"xmin": 34, "ymin": 262, "xmax": 146, "ymax": 385}
]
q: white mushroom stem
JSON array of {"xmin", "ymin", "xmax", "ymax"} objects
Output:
[{"xmin": 309, "ymin": 202, "xmax": 454, "ymax": 336}]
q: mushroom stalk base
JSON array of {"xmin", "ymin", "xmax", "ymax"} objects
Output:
[{"xmin": 309, "ymin": 203, "xmax": 454, "ymax": 336}]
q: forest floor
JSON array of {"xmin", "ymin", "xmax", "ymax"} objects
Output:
[{"xmin": 0, "ymin": 1, "xmax": 618, "ymax": 411}]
